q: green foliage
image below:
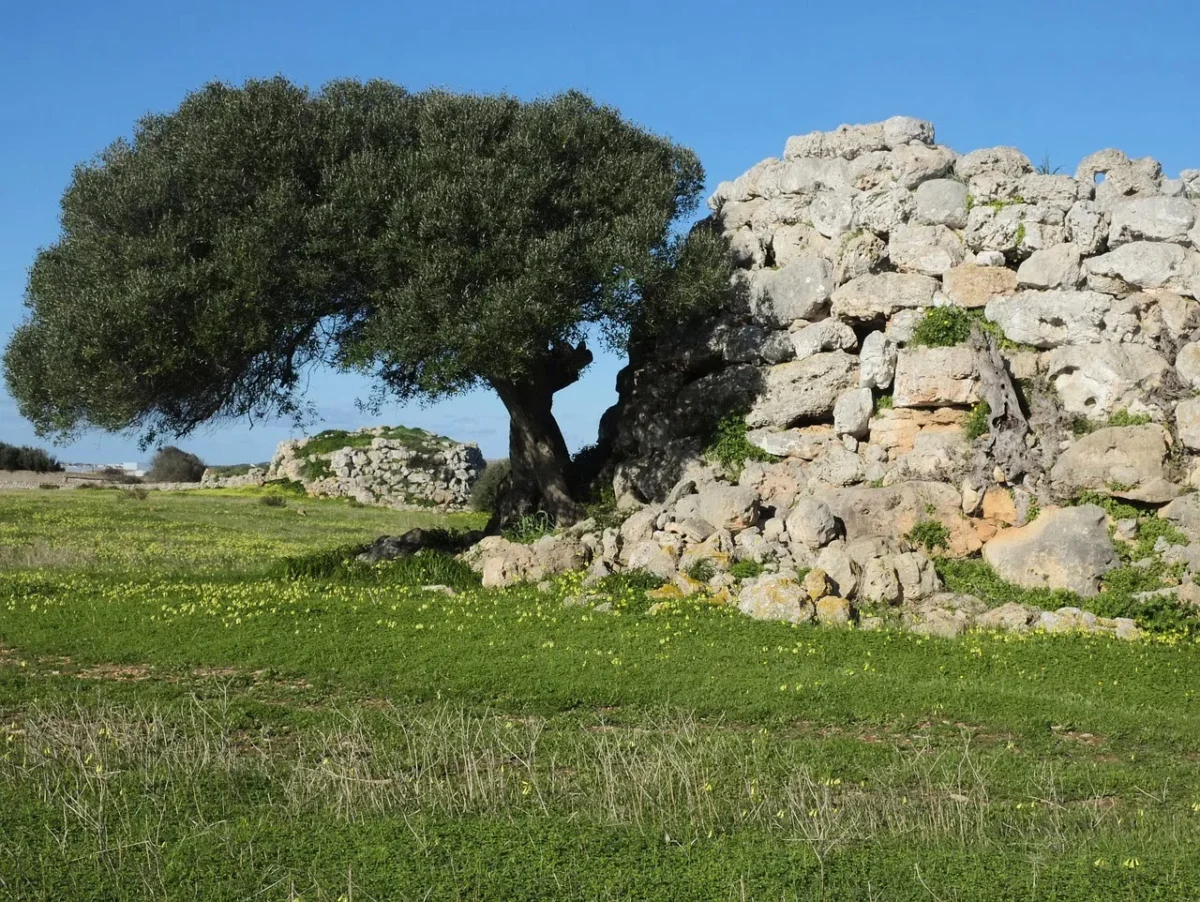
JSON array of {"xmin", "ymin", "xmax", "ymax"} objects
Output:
[
  {"xmin": 259, "ymin": 494, "xmax": 287, "ymax": 508},
  {"xmin": 503, "ymin": 511, "xmax": 556, "ymax": 544},
  {"xmin": 964, "ymin": 401, "xmax": 991, "ymax": 440},
  {"xmin": 936, "ymin": 558, "xmax": 1077, "ymax": 610},
  {"xmin": 729, "ymin": 560, "xmax": 766, "ymax": 580},
  {"xmin": 873, "ymin": 392, "xmax": 893, "ymax": 413},
  {"xmin": 145, "ymin": 445, "xmax": 206, "ymax": 482},
  {"xmin": 1014, "ymin": 222, "xmax": 1027, "ymax": 246},
  {"xmin": 4, "ymin": 78, "xmax": 724, "ymax": 468},
  {"xmin": 1068, "ymin": 490, "xmax": 1143, "ymax": 521},
  {"xmin": 909, "ymin": 306, "xmax": 976, "ymax": 348},
  {"xmin": 1036, "ymin": 154, "xmax": 1063, "ymax": 176},
  {"xmin": 986, "ymin": 195, "xmax": 1027, "ymax": 209},
  {"xmin": 705, "ymin": 412, "xmax": 772, "ymax": 477},
  {"xmin": 4, "ymin": 490, "xmax": 1200, "ymax": 897},
  {"xmin": 685, "ymin": 558, "xmax": 716, "ymax": 582},
  {"xmin": 1107, "ymin": 409, "xmax": 1153, "ymax": 428},
  {"xmin": 299, "ymin": 456, "xmax": 333, "ymax": 481},
  {"xmin": 1131, "ymin": 517, "xmax": 1188, "ymax": 559},
  {"xmin": 905, "ymin": 519, "xmax": 951, "ymax": 552},
  {"xmin": 470, "ymin": 459, "xmax": 511, "ymax": 514},
  {"xmin": 296, "ymin": 426, "xmax": 441, "ymax": 459},
  {"xmin": 0, "ymin": 441, "xmax": 62, "ymax": 472}
]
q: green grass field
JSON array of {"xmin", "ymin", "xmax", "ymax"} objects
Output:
[{"xmin": 2, "ymin": 488, "xmax": 1200, "ymax": 899}]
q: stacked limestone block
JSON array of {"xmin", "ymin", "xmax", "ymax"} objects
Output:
[
  {"xmin": 268, "ymin": 426, "xmax": 486, "ymax": 510},
  {"xmin": 585, "ymin": 118, "xmax": 1200, "ymax": 637}
]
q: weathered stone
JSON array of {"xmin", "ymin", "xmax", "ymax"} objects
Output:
[
  {"xmin": 833, "ymin": 387, "xmax": 874, "ymax": 439},
  {"xmin": 746, "ymin": 426, "xmax": 835, "ymax": 460},
  {"xmin": 1159, "ymin": 493, "xmax": 1200, "ymax": 540},
  {"xmin": 914, "ymin": 178, "xmax": 969, "ymax": 228},
  {"xmin": 942, "ymin": 264, "xmax": 1018, "ymax": 309},
  {"xmin": 1085, "ymin": 242, "xmax": 1199, "ymax": 297},
  {"xmin": 737, "ymin": 576, "xmax": 814, "ymax": 623},
  {"xmin": 858, "ymin": 331, "xmax": 898, "ymax": 390},
  {"xmin": 751, "ymin": 257, "xmax": 835, "ymax": 325},
  {"xmin": 834, "ymin": 230, "xmax": 887, "ymax": 284},
  {"xmin": 1175, "ymin": 398, "xmax": 1200, "ymax": 452},
  {"xmin": 784, "ymin": 122, "xmax": 888, "ymax": 161},
  {"xmin": 816, "ymin": 544, "xmax": 859, "ymax": 598},
  {"xmin": 815, "ymin": 596, "xmax": 853, "ymax": 626},
  {"xmin": 855, "ymin": 187, "xmax": 916, "ymax": 234},
  {"xmin": 807, "ymin": 442, "xmax": 867, "ymax": 487},
  {"xmin": 955, "ymin": 146, "xmax": 1033, "ymax": 180},
  {"xmin": 802, "ymin": 567, "xmax": 832, "ymax": 601},
  {"xmin": 1017, "ymin": 244, "xmax": 1082, "ymax": 289},
  {"xmin": 1109, "ymin": 196, "xmax": 1196, "ymax": 247},
  {"xmin": 1076, "ymin": 149, "xmax": 1162, "ymax": 208},
  {"xmin": 886, "ymin": 144, "xmax": 956, "ymax": 189},
  {"xmin": 1064, "ymin": 200, "xmax": 1110, "ymax": 255},
  {"xmin": 982, "ymin": 506, "xmax": 1117, "ymax": 597},
  {"xmin": 976, "ymin": 602, "xmax": 1040, "ymax": 632},
  {"xmin": 1047, "ymin": 343, "xmax": 1170, "ymax": 421},
  {"xmin": 883, "ymin": 116, "xmax": 935, "ymax": 148},
  {"xmin": 893, "ymin": 346, "xmax": 979, "ymax": 408},
  {"xmin": 694, "ymin": 485, "xmax": 761, "ymax": 533},
  {"xmin": 985, "ymin": 289, "xmax": 1137, "ymax": 349},
  {"xmin": 626, "ymin": 541, "xmax": 679, "ymax": 581},
  {"xmin": 768, "ymin": 222, "xmax": 832, "ymax": 267},
  {"xmin": 1176, "ymin": 342, "xmax": 1200, "ymax": 390},
  {"xmin": 961, "ymin": 204, "xmax": 1032, "ymax": 255},
  {"xmin": 894, "ymin": 552, "xmax": 942, "ymax": 601},
  {"xmin": 831, "ymin": 272, "xmax": 939, "ymax": 320},
  {"xmin": 859, "ymin": 557, "xmax": 902, "ymax": 605},
  {"xmin": 814, "ymin": 481, "xmax": 980, "ymax": 557},
  {"xmin": 790, "ymin": 320, "xmax": 857, "ymax": 360},
  {"xmin": 810, "ymin": 190, "xmax": 858, "ymax": 237},
  {"xmin": 1049, "ymin": 425, "xmax": 1180, "ymax": 504},
  {"xmin": 1018, "ymin": 173, "xmax": 1087, "ymax": 210},
  {"xmin": 887, "ymin": 223, "xmax": 966, "ymax": 276},
  {"xmin": 786, "ymin": 498, "xmax": 839, "ymax": 548},
  {"xmin": 867, "ymin": 407, "xmax": 966, "ymax": 457},
  {"xmin": 747, "ymin": 352, "xmax": 859, "ymax": 428}
]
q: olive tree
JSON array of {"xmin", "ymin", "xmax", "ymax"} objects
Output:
[{"xmin": 4, "ymin": 77, "xmax": 729, "ymax": 522}]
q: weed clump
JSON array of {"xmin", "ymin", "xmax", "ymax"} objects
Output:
[
  {"xmin": 705, "ymin": 412, "xmax": 772, "ymax": 478},
  {"xmin": 905, "ymin": 519, "xmax": 950, "ymax": 552}
]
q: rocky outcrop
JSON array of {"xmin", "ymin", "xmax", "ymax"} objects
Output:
[
  {"xmin": 267, "ymin": 426, "xmax": 485, "ymax": 510},
  {"xmin": 566, "ymin": 118, "xmax": 1200, "ymax": 640}
]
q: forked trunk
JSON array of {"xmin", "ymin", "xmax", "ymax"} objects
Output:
[{"xmin": 492, "ymin": 377, "xmax": 584, "ymax": 527}]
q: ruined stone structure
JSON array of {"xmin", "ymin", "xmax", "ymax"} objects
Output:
[{"xmin": 462, "ymin": 118, "xmax": 1200, "ymax": 639}]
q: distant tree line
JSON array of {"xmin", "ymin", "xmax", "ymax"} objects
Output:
[{"xmin": 0, "ymin": 441, "xmax": 63, "ymax": 473}]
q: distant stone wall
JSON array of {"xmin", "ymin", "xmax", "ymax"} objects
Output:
[{"xmin": 266, "ymin": 426, "xmax": 486, "ymax": 510}]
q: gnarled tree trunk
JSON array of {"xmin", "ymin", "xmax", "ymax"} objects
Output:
[{"xmin": 489, "ymin": 340, "xmax": 593, "ymax": 528}]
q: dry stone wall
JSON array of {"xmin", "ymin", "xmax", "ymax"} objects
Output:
[
  {"xmin": 468, "ymin": 117, "xmax": 1200, "ymax": 640},
  {"xmin": 263, "ymin": 426, "xmax": 485, "ymax": 510}
]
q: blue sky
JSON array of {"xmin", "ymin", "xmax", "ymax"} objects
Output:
[{"xmin": 1, "ymin": 0, "xmax": 1197, "ymax": 465}]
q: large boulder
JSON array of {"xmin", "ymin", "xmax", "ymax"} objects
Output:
[
  {"xmin": 914, "ymin": 178, "xmax": 969, "ymax": 228},
  {"xmin": 785, "ymin": 498, "xmax": 839, "ymax": 548},
  {"xmin": 1084, "ymin": 242, "xmax": 1200, "ymax": 297},
  {"xmin": 982, "ymin": 506, "xmax": 1117, "ymax": 597},
  {"xmin": 858, "ymin": 331, "xmax": 898, "ymax": 389},
  {"xmin": 942, "ymin": 263, "xmax": 1018, "ymax": 309},
  {"xmin": 830, "ymin": 272, "xmax": 939, "ymax": 320},
  {"xmin": 1049, "ymin": 425, "xmax": 1180, "ymax": 504},
  {"xmin": 750, "ymin": 257, "xmax": 835, "ymax": 325},
  {"xmin": 1046, "ymin": 343, "xmax": 1170, "ymax": 421},
  {"xmin": 693, "ymin": 485, "xmax": 762, "ymax": 532},
  {"xmin": 813, "ymin": 481, "xmax": 981, "ymax": 557},
  {"xmin": 892, "ymin": 346, "xmax": 979, "ymax": 408},
  {"xmin": 465, "ymin": 535, "xmax": 588, "ymax": 589},
  {"xmin": 887, "ymin": 223, "xmax": 966, "ymax": 276},
  {"xmin": 1017, "ymin": 244, "xmax": 1083, "ymax": 289},
  {"xmin": 984, "ymin": 289, "xmax": 1137, "ymax": 348},
  {"xmin": 746, "ymin": 352, "xmax": 859, "ymax": 428},
  {"xmin": 1108, "ymin": 196, "xmax": 1196, "ymax": 247},
  {"xmin": 737, "ymin": 576, "xmax": 814, "ymax": 623}
]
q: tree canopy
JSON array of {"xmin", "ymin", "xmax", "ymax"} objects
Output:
[{"xmin": 4, "ymin": 77, "xmax": 730, "ymax": 521}]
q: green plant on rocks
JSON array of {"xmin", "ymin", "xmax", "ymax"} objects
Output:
[
  {"xmin": 964, "ymin": 401, "xmax": 991, "ymax": 440},
  {"xmin": 704, "ymin": 412, "xmax": 772, "ymax": 478},
  {"xmin": 905, "ymin": 519, "xmax": 950, "ymax": 553}
]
